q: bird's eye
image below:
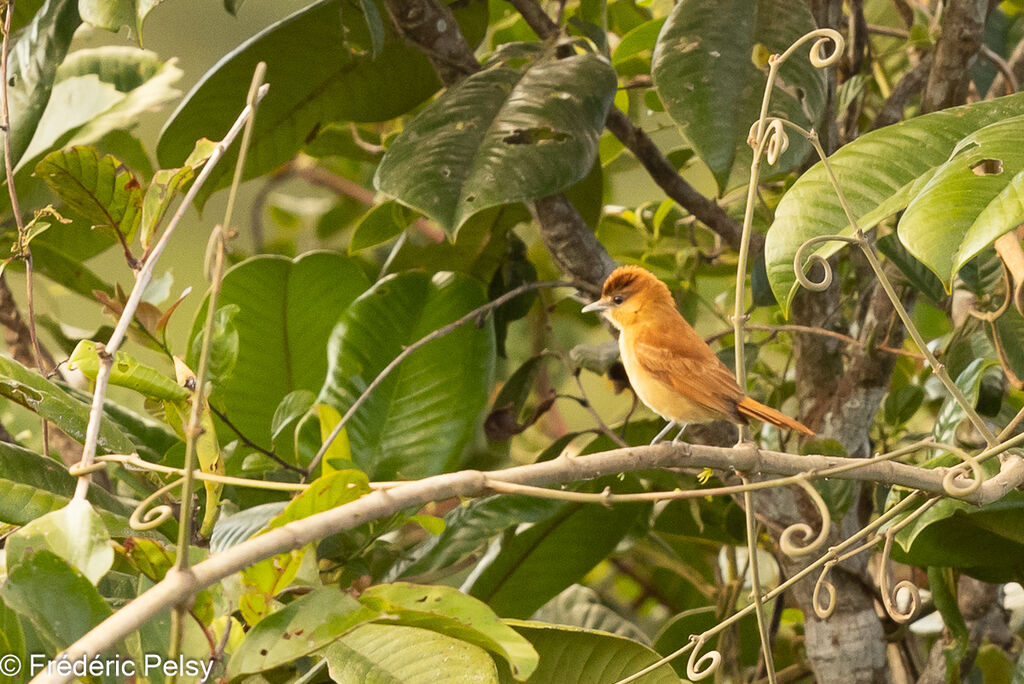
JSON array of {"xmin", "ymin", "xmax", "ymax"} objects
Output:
[{"xmin": 612, "ymin": 294, "xmax": 624, "ymax": 305}]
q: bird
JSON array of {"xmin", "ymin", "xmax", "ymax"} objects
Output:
[{"xmin": 582, "ymin": 265, "xmax": 814, "ymax": 445}]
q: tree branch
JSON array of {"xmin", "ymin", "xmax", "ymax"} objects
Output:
[
  {"xmin": 38, "ymin": 435, "xmax": 1024, "ymax": 681},
  {"xmin": 922, "ymin": 0, "xmax": 987, "ymax": 113},
  {"xmin": 507, "ymin": 0, "xmax": 753, "ymax": 255}
]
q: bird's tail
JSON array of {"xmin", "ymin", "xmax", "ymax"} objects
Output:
[{"xmin": 737, "ymin": 397, "xmax": 815, "ymax": 436}]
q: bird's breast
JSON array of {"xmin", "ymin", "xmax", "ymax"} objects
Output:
[{"xmin": 617, "ymin": 333, "xmax": 724, "ymax": 424}]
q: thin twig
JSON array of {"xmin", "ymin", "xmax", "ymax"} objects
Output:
[
  {"xmin": 70, "ymin": 76, "xmax": 271, "ymax": 502},
  {"xmin": 209, "ymin": 404, "xmax": 305, "ymax": 475},
  {"xmin": 704, "ymin": 322, "xmax": 925, "ymax": 359},
  {"xmin": 0, "ymin": 1, "xmax": 49, "ymax": 457},
  {"xmin": 176, "ymin": 63, "xmax": 268, "ymax": 568},
  {"xmin": 306, "ymin": 280, "xmax": 579, "ymax": 477}
]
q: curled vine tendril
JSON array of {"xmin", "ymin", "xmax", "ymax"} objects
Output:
[
  {"xmin": 812, "ymin": 559, "xmax": 839, "ymax": 618},
  {"xmin": 793, "ymin": 234, "xmax": 865, "ymax": 291},
  {"xmin": 686, "ymin": 635, "xmax": 722, "ymax": 681},
  {"xmin": 748, "ymin": 118, "xmax": 789, "ymax": 165},
  {"xmin": 779, "ymin": 477, "xmax": 832, "ymax": 557},
  {"xmin": 130, "ymin": 479, "xmax": 181, "ymax": 531},
  {"xmin": 931, "ymin": 441, "xmax": 985, "ymax": 497},
  {"xmin": 879, "ymin": 531, "xmax": 920, "ymax": 622}
]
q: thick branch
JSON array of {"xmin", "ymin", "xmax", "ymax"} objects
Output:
[
  {"xmin": 38, "ymin": 438, "xmax": 1024, "ymax": 681},
  {"xmin": 922, "ymin": 0, "xmax": 987, "ymax": 113},
  {"xmin": 507, "ymin": 0, "xmax": 752, "ymax": 255}
]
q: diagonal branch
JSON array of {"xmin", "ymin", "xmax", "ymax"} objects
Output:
[{"xmin": 508, "ymin": 0, "xmax": 753, "ymax": 254}]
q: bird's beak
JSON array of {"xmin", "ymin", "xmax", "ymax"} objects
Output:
[{"xmin": 582, "ymin": 299, "xmax": 609, "ymax": 314}]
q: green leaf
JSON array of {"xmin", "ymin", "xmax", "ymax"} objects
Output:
[
  {"xmin": 0, "ymin": 600, "xmax": 25, "ymax": 684},
  {"xmin": 766, "ymin": 92, "xmax": 1024, "ymax": 316},
  {"xmin": 891, "ymin": 493, "xmax": 1024, "ymax": 582},
  {"xmin": 79, "ymin": 0, "xmax": 165, "ymax": 38},
  {"xmin": 3, "ymin": 0, "xmax": 81, "ymax": 167},
  {"xmin": 390, "ymin": 495, "xmax": 564, "ymax": 582},
  {"xmin": 360, "ymin": 583, "xmax": 539, "ymax": 679},
  {"xmin": 898, "ymin": 115, "xmax": 1024, "ymax": 287},
  {"xmin": 21, "ymin": 47, "xmax": 182, "ymax": 169},
  {"xmin": 989, "ymin": 306, "xmax": 1024, "ymax": 388},
  {"xmin": 189, "ymin": 303, "xmax": 240, "ymax": 388},
  {"xmin": 651, "ymin": 0, "xmax": 824, "ymax": 194},
  {"xmin": 266, "ymin": 470, "xmax": 371, "ymax": 530},
  {"xmin": 227, "ymin": 586, "xmax": 380, "ymax": 677},
  {"xmin": 497, "ymin": 620, "xmax": 679, "ymax": 683},
  {"xmin": 375, "ymin": 42, "xmax": 617, "ymax": 235},
  {"xmin": 0, "ymin": 550, "xmax": 113, "ymax": 653},
  {"xmin": 929, "ymin": 566, "xmax": 969, "ymax": 678},
  {"xmin": 933, "ymin": 358, "xmax": 998, "ymax": 443},
  {"xmin": 533, "ymin": 585, "xmax": 650, "ymax": 644},
  {"xmin": 5, "ymin": 499, "xmax": 113, "ymax": 584},
  {"xmin": 188, "ymin": 252, "xmax": 370, "ymax": 450},
  {"xmin": 0, "ymin": 355, "xmax": 135, "ymax": 454},
  {"xmin": 157, "ymin": 0, "xmax": 487, "ymax": 208},
  {"xmin": 34, "ymin": 146, "xmax": 142, "ymax": 243},
  {"xmin": 349, "ymin": 200, "xmax": 413, "ymax": 253},
  {"xmin": 68, "ymin": 340, "xmax": 188, "ymax": 401},
  {"xmin": 463, "ymin": 477, "xmax": 647, "ymax": 618},
  {"xmin": 0, "ymin": 440, "xmax": 136, "ymax": 531},
  {"xmin": 876, "ymin": 233, "xmax": 947, "ymax": 306},
  {"xmin": 323, "ymin": 623, "xmax": 498, "ymax": 684},
  {"xmin": 209, "ymin": 501, "xmax": 287, "ymax": 554},
  {"xmin": 317, "ymin": 271, "xmax": 495, "ymax": 479}
]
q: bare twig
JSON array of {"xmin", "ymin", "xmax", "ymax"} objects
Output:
[
  {"xmin": 70, "ymin": 77, "xmax": 271, "ymax": 502},
  {"xmin": 38, "ymin": 434, "xmax": 1024, "ymax": 683},
  {"xmin": 1, "ymin": 1, "xmax": 50, "ymax": 457}
]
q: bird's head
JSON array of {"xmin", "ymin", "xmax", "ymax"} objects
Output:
[{"xmin": 581, "ymin": 265, "xmax": 674, "ymax": 330}]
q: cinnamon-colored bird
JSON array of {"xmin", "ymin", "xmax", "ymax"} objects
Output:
[{"xmin": 582, "ymin": 265, "xmax": 814, "ymax": 444}]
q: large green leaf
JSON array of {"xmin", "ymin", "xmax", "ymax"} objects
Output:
[
  {"xmin": 5, "ymin": 499, "xmax": 114, "ymax": 585},
  {"xmin": 360, "ymin": 583, "xmax": 538, "ymax": 679},
  {"xmin": 317, "ymin": 271, "xmax": 495, "ymax": 479},
  {"xmin": 892, "ymin": 492, "xmax": 1024, "ymax": 583},
  {"xmin": 188, "ymin": 252, "xmax": 370, "ymax": 450},
  {"xmin": 227, "ymin": 586, "xmax": 381, "ymax": 677},
  {"xmin": 898, "ymin": 115, "xmax": 1024, "ymax": 287},
  {"xmin": 374, "ymin": 42, "xmax": 616, "ymax": 235},
  {"xmin": 766, "ymin": 92, "xmax": 1024, "ymax": 316},
  {"xmin": 0, "ymin": 355, "xmax": 135, "ymax": 454},
  {"xmin": 497, "ymin": 621, "xmax": 679, "ymax": 684},
  {"xmin": 21, "ymin": 47, "xmax": 182, "ymax": 168},
  {"xmin": 462, "ymin": 477, "xmax": 647, "ymax": 618},
  {"xmin": 0, "ymin": 440, "xmax": 136, "ymax": 532},
  {"xmin": 650, "ymin": 0, "xmax": 823, "ymax": 194},
  {"xmin": 323, "ymin": 623, "xmax": 498, "ymax": 683},
  {"xmin": 0, "ymin": 550, "xmax": 113, "ymax": 654},
  {"xmin": 157, "ymin": 0, "xmax": 487, "ymax": 207},
  {"xmin": 390, "ymin": 495, "xmax": 563, "ymax": 581},
  {"xmin": 3, "ymin": 0, "xmax": 80, "ymax": 167}
]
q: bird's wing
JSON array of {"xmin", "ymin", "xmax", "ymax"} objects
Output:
[{"xmin": 632, "ymin": 338, "xmax": 745, "ymax": 422}]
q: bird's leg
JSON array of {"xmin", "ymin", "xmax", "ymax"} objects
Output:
[
  {"xmin": 651, "ymin": 421, "xmax": 677, "ymax": 445},
  {"xmin": 671, "ymin": 423, "xmax": 689, "ymax": 444}
]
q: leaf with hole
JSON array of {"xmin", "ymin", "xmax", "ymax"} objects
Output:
[
  {"xmin": 898, "ymin": 115, "xmax": 1024, "ymax": 288},
  {"xmin": 374, "ymin": 42, "xmax": 617, "ymax": 235},
  {"xmin": 157, "ymin": 0, "xmax": 487, "ymax": 208},
  {"xmin": 765, "ymin": 92, "xmax": 1024, "ymax": 316}
]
